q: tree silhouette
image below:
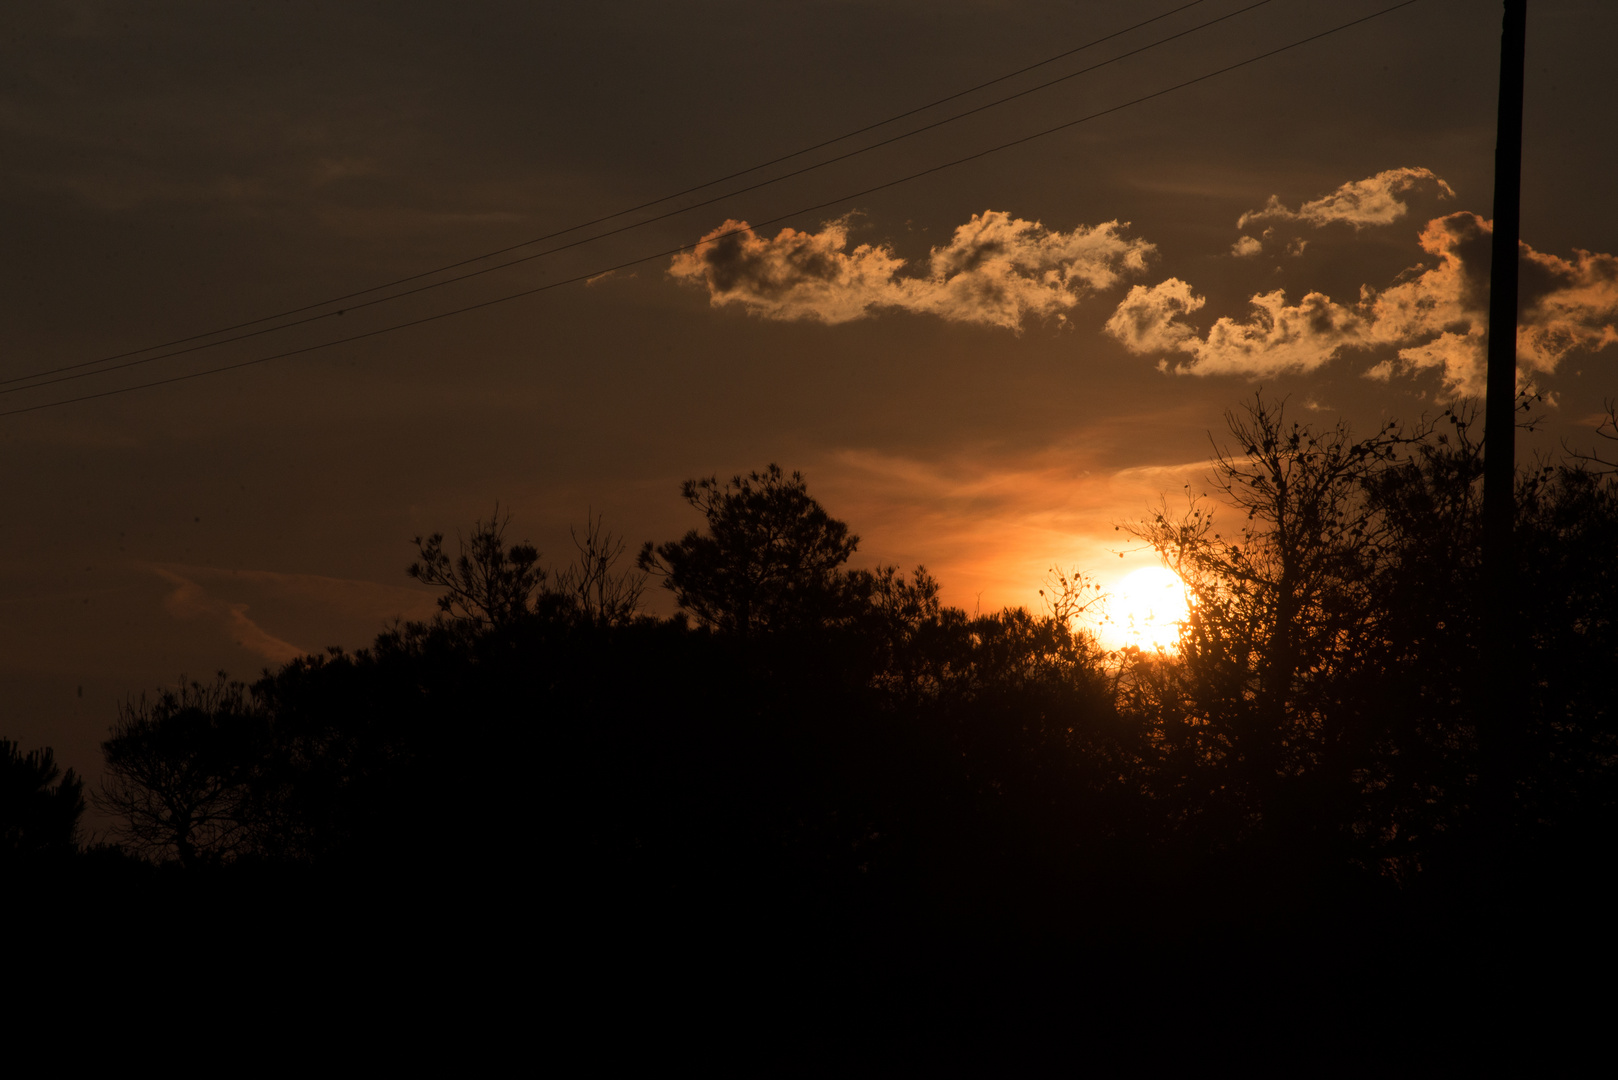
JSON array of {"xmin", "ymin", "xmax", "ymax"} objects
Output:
[
  {"xmin": 638, "ymin": 465, "xmax": 859, "ymax": 634},
  {"xmin": 554, "ymin": 511, "xmax": 648, "ymax": 627},
  {"xmin": 409, "ymin": 506, "xmax": 546, "ymax": 629},
  {"xmin": 1123, "ymin": 396, "xmax": 1453, "ymax": 857},
  {"xmin": 96, "ymin": 674, "xmax": 262, "ymax": 867},
  {"xmin": 1, "ymin": 739, "xmax": 85, "ymax": 860},
  {"xmin": 1504, "ymin": 447, "xmax": 1618, "ymax": 838},
  {"xmin": 1571, "ymin": 397, "xmax": 1618, "ymax": 474}
]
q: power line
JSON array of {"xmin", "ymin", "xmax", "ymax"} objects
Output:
[
  {"xmin": 2, "ymin": 0, "xmax": 1216, "ymax": 392},
  {"xmin": 1, "ymin": 0, "xmax": 1278, "ymax": 398},
  {"xmin": 1, "ymin": 0, "xmax": 1424, "ymax": 419}
]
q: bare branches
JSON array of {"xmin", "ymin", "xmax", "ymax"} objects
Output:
[
  {"xmin": 1569, "ymin": 398, "xmax": 1618, "ymax": 474},
  {"xmin": 1515, "ymin": 385, "xmax": 1550, "ymax": 432},
  {"xmin": 1039, "ymin": 565, "xmax": 1104, "ymax": 626},
  {"xmin": 554, "ymin": 511, "xmax": 647, "ymax": 627}
]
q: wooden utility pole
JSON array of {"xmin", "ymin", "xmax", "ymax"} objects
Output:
[{"xmin": 1482, "ymin": 0, "xmax": 1526, "ymax": 837}]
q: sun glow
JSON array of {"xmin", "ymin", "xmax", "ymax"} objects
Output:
[{"xmin": 1100, "ymin": 567, "xmax": 1191, "ymax": 653}]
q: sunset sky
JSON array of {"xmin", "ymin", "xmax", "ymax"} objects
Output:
[{"xmin": 3, "ymin": 0, "xmax": 1615, "ymax": 789}]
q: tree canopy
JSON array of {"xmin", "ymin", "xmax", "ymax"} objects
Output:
[
  {"xmin": 8, "ymin": 397, "xmax": 1611, "ymax": 1021},
  {"xmin": 638, "ymin": 464, "xmax": 860, "ymax": 634},
  {"xmin": 1, "ymin": 739, "xmax": 84, "ymax": 861}
]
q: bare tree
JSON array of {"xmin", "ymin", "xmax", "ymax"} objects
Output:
[
  {"xmin": 1570, "ymin": 398, "xmax": 1618, "ymax": 474},
  {"xmin": 554, "ymin": 511, "xmax": 647, "ymax": 627},
  {"xmin": 1039, "ymin": 565, "xmax": 1105, "ymax": 627}
]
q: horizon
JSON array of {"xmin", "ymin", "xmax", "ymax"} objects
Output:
[{"xmin": 3, "ymin": 0, "xmax": 1615, "ymax": 802}]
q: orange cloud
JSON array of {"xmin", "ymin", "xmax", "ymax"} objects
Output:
[
  {"xmin": 667, "ymin": 216, "xmax": 907, "ymax": 324},
  {"xmin": 1108, "ymin": 280, "xmax": 1365, "ymax": 378},
  {"xmin": 669, "ymin": 211, "xmax": 1154, "ymax": 330},
  {"xmin": 1104, "ymin": 278, "xmax": 1206, "ymax": 354},
  {"xmin": 1237, "ymin": 166, "xmax": 1455, "ymax": 231},
  {"xmin": 1110, "ymin": 208, "xmax": 1618, "ymax": 395},
  {"xmin": 1193, "ymin": 290, "xmax": 1366, "ymax": 378}
]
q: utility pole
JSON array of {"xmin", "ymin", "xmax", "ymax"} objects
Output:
[{"xmin": 1482, "ymin": 0, "xmax": 1526, "ymax": 842}]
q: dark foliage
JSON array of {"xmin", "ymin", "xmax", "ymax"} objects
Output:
[
  {"xmin": 638, "ymin": 464, "xmax": 861, "ymax": 634},
  {"xmin": 49, "ymin": 411, "xmax": 1618, "ymax": 1029},
  {"xmin": 408, "ymin": 507, "xmax": 548, "ymax": 629},
  {"xmin": 1, "ymin": 739, "xmax": 85, "ymax": 861},
  {"xmin": 95, "ymin": 674, "xmax": 262, "ymax": 868}
]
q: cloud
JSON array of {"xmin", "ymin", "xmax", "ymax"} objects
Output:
[
  {"xmin": 1518, "ymin": 245, "xmax": 1618, "ymax": 376},
  {"xmin": 1106, "ymin": 281, "xmax": 1364, "ymax": 378},
  {"xmin": 1356, "ymin": 211, "xmax": 1490, "ymax": 392},
  {"xmin": 1363, "ymin": 213, "xmax": 1618, "ymax": 393},
  {"xmin": 1227, "ymin": 228, "xmax": 1307, "ymax": 260},
  {"xmin": 1192, "ymin": 290, "xmax": 1366, "ymax": 378},
  {"xmin": 1109, "ymin": 208, "xmax": 1618, "ymax": 395},
  {"xmin": 908, "ymin": 212, "xmax": 1154, "ymax": 329},
  {"xmin": 1104, "ymin": 279, "xmax": 1206, "ymax": 354},
  {"xmin": 1237, "ymin": 167, "xmax": 1455, "ymax": 231},
  {"xmin": 153, "ymin": 567, "xmax": 306, "ymax": 665},
  {"xmin": 669, "ymin": 211, "xmax": 1154, "ymax": 330},
  {"xmin": 667, "ymin": 216, "xmax": 907, "ymax": 324}
]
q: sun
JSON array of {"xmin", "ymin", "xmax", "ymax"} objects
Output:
[{"xmin": 1102, "ymin": 567, "xmax": 1191, "ymax": 652}]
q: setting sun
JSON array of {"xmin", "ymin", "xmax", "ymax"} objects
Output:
[{"xmin": 1102, "ymin": 567, "xmax": 1191, "ymax": 653}]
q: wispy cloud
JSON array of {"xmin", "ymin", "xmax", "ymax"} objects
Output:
[
  {"xmin": 153, "ymin": 567, "xmax": 306, "ymax": 665},
  {"xmin": 669, "ymin": 211, "xmax": 1154, "ymax": 330},
  {"xmin": 812, "ymin": 443, "xmax": 1208, "ymax": 614},
  {"xmin": 1237, "ymin": 166, "xmax": 1455, "ymax": 231},
  {"xmin": 147, "ymin": 564, "xmax": 438, "ymax": 665}
]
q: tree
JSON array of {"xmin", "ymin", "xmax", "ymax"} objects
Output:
[
  {"xmin": 0, "ymin": 739, "xmax": 85, "ymax": 860},
  {"xmin": 408, "ymin": 507, "xmax": 546, "ymax": 629},
  {"xmin": 1124, "ymin": 396, "xmax": 1445, "ymax": 853},
  {"xmin": 1504, "ymin": 449, "xmax": 1618, "ymax": 835},
  {"xmin": 1039, "ymin": 564, "xmax": 1106, "ymax": 628},
  {"xmin": 554, "ymin": 511, "xmax": 648, "ymax": 627},
  {"xmin": 1570, "ymin": 397, "xmax": 1618, "ymax": 474},
  {"xmin": 638, "ymin": 465, "xmax": 859, "ymax": 634},
  {"xmin": 96, "ymin": 675, "xmax": 262, "ymax": 867}
]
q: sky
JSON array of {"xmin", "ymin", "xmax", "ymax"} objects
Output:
[{"xmin": 2, "ymin": 0, "xmax": 1615, "ymax": 796}]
